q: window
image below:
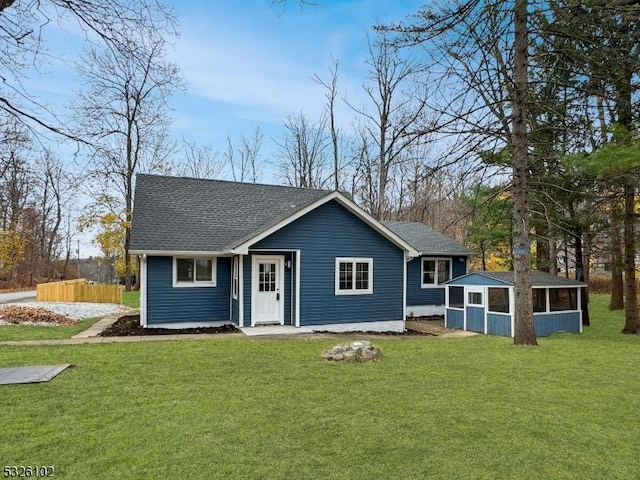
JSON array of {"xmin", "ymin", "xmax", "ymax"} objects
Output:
[
  {"xmin": 448, "ymin": 286, "xmax": 464, "ymax": 309},
  {"xmin": 422, "ymin": 258, "xmax": 451, "ymax": 287},
  {"xmin": 232, "ymin": 257, "xmax": 239, "ymax": 299},
  {"xmin": 174, "ymin": 257, "xmax": 216, "ymax": 287},
  {"xmin": 468, "ymin": 290, "xmax": 483, "ymax": 306},
  {"xmin": 533, "ymin": 289, "xmax": 546, "ymax": 313},
  {"xmin": 335, "ymin": 258, "xmax": 373, "ymax": 295},
  {"xmin": 488, "ymin": 287, "xmax": 510, "ymax": 313},
  {"xmin": 258, "ymin": 262, "xmax": 276, "ymax": 292},
  {"xmin": 549, "ymin": 288, "xmax": 577, "ymax": 311}
]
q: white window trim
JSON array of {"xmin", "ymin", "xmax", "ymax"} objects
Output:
[
  {"xmin": 335, "ymin": 257, "xmax": 373, "ymax": 295},
  {"xmin": 447, "ymin": 285, "xmax": 465, "ymax": 310},
  {"xmin": 421, "ymin": 257, "xmax": 452, "ymax": 288},
  {"xmin": 467, "ymin": 287, "xmax": 484, "ymax": 307},
  {"xmin": 173, "ymin": 256, "xmax": 217, "ymax": 288},
  {"xmin": 487, "ymin": 286, "xmax": 511, "ymax": 315},
  {"xmin": 232, "ymin": 256, "xmax": 239, "ymax": 300}
]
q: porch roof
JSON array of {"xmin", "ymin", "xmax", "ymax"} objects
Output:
[
  {"xmin": 445, "ymin": 271, "xmax": 586, "ymax": 288},
  {"xmin": 382, "ymin": 221, "xmax": 473, "ymax": 256}
]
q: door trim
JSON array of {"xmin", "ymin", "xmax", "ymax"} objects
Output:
[{"xmin": 251, "ymin": 255, "xmax": 285, "ymax": 326}]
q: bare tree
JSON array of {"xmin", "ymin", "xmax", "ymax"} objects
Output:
[
  {"xmin": 276, "ymin": 112, "xmax": 331, "ymax": 188},
  {"xmin": 73, "ymin": 26, "xmax": 183, "ymax": 290},
  {"xmin": 0, "ymin": 0, "xmax": 177, "ymax": 139},
  {"xmin": 226, "ymin": 126, "xmax": 264, "ymax": 183},
  {"xmin": 313, "ymin": 58, "xmax": 343, "ymax": 190},
  {"xmin": 174, "ymin": 139, "xmax": 225, "ymax": 179},
  {"xmin": 346, "ymin": 33, "xmax": 432, "ymax": 220}
]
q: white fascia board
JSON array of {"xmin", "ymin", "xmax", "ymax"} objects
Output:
[
  {"xmin": 129, "ymin": 249, "xmax": 231, "ymax": 257},
  {"xmin": 231, "ymin": 191, "xmax": 419, "ymax": 257},
  {"xmin": 418, "ymin": 252, "xmax": 473, "ymax": 257}
]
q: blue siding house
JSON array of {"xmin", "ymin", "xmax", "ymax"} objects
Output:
[
  {"xmin": 444, "ymin": 271, "xmax": 585, "ymax": 337},
  {"xmin": 383, "ymin": 221, "xmax": 472, "ymax": 316},
  {"xmin": 130, "ymin": 175, "xmax": 419, "ymax": 333}
]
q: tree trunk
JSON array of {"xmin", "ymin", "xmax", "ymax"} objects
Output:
[
  {"xmin": 574, "ymin": 228, "xmax": 590, "ymax": 326},
  {"xmin": 621, "ymin": 181, "xmax": 639, "ymax": 333},
  {"xmin": 511, "ymin": 0, "xmax": 537, "ymax": 346},
  {"xmin": 610, "ymin": 222, "xmax": 624, "ymax": 309}
]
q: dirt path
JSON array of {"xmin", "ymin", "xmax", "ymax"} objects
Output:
[{"xmin": 406, "ymin": 318, "xmax": 479, "ymax": 338}]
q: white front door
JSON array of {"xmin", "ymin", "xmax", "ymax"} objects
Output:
[{"xmin": 252, "ymin": 255, "xmax": 284, "ymax": 325}]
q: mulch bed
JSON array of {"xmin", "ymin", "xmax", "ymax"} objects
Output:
[{"xmin": 100, "ymin": 315, "xmax": 239, "ymax": 336}]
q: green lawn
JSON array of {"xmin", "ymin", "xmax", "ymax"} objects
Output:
[
  {"xmin": 0, "ymin": 295, "xmax": 639, "ymax": 479},
  {"xmin": 0, "ymin": 317, "xmax": 103, "ymax": 342},
  {"xmin": 122, "ymin": 290, "xmax": 140, "ymax": 308}
]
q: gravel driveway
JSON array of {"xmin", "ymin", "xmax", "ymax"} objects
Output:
[{"xmin": 0, "ymin": 302, "xmax": 126, "ymax": 321}]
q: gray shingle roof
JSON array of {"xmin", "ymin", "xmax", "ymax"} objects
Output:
[
  {"xmin": 382, "ymin": 221, "xmax": 473, "ymax": 256},
  {"xmin": 457, "ymin": 271, "xmax": 586, "ymax": 287},
  {"xmin": 130, "ymin": 174, "xmax": 332, "ymax": 253}
]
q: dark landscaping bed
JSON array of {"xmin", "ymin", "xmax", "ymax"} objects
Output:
[{"xmin": 100, "ymin": 315, "xmax": 239, "ymax": 336}]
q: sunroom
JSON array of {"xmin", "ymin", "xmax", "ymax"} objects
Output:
[{"xmin": 444, "ymin": 271, "xmax": 585, "ymax": 337}]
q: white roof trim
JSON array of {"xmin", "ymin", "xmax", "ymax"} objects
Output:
[
  {"xmin": 231, "ymin": 191, "xmax": 419, "ymax": 257},
  {"xmin": 129, "ymin": 249, "xmax": 231, "ymax": 257},
  {"xmin": 418, "ymin": 251, "xmax": 473, "ymax": 257}
]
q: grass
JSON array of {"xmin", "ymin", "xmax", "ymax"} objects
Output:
[
  {"xmin": 0, "ymin": 317, "xmax": 102, "ymax": 342},
  {"xmin": 122, "ymin": 290, "xmax": 140, "ymax": 308},
  {"xmin": 0, "ymin": 295, "xmax": 639, "ymax": 479},
  {"xmin": 0, "ymin": 290, "xmax": 139, "ymax": 342}
]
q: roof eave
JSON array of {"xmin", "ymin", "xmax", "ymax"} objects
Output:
[{"xmin": 129, "ymin": 249, "xmax": 232, "ymax": 257}]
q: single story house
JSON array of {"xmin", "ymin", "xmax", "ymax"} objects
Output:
[
  {"xmin": 444, "ymin": 271, "xmax": 585, "ymax": 337},
  {"xmin": 383, "ymin": 221, "xmax": 472, "ymax": 316},
  {"xmin": 130, "ymin": 174, "xmax": 423, "ymax": 332}
]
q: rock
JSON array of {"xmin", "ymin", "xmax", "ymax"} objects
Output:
[{"xmin": 321, "ymin": 340, "xmax": 382, "ymax": 362}]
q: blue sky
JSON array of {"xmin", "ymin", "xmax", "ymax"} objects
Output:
[
  {"xmin": 22, "ymin": 0, "xmax": 427, "ymax": 255},
  {"xmin": 26, "ymin": 1, "xmax": 425, "ymax": 180},
  {"xmin": 161, "ymin": 0, "xmax": 425, "ymax": 180}
]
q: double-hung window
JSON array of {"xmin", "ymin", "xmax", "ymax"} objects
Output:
[
  {"xmin": 422, "ymin": 258, "xmax": 451, "ymax": 287},
  {"xmin": 335, "ymin": 258, "xmax": 373, "ymax": 295},
  {"xmin": 174, "ymin": 257, "xmax": 216, "ymax": 287}
]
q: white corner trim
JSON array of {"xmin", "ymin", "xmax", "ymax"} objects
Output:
[
  {"xmin": 140, "ymin": 255, "xmax": 148, "ymax": 327},
  {"xmin": 403, "ymin": 252, "xmax": 407, "ymax": 327},
  {"xmin": 238, "ymin": 255, "xmax": 244, "ymax": 328},
  {"xmin": 295, "ymin": 250, "xmax": 301, "ymax": 327}
]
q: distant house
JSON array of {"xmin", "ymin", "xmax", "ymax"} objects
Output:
[
  {"xmin": 444, "ymin": 271, "xmax": 585, "ymax": 337},
  {"xmin": 383, "ymin": 221, "xmax": 473, "ymax": 317},
  {"xmin": 130, "ymin": 174, "xmax": 422, "ymax": 333}
]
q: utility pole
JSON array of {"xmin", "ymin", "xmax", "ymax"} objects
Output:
[{"xmin": 77, "ymin": 239, "xmax": 81, "ymax": 279}]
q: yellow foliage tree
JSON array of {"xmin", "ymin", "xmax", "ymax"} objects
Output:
[{"xmin": 0, "ymin": 230, "xmax": 26, "ymax": 280}]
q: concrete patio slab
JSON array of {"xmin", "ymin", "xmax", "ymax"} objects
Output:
[{"xmin": 0, "ymin": 364, "xmax": 72, "ymax": 385}]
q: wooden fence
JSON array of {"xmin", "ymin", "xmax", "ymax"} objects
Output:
[{"xmin": 36, "ymin": 278, "xmax": 123, "ymax": 304}]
